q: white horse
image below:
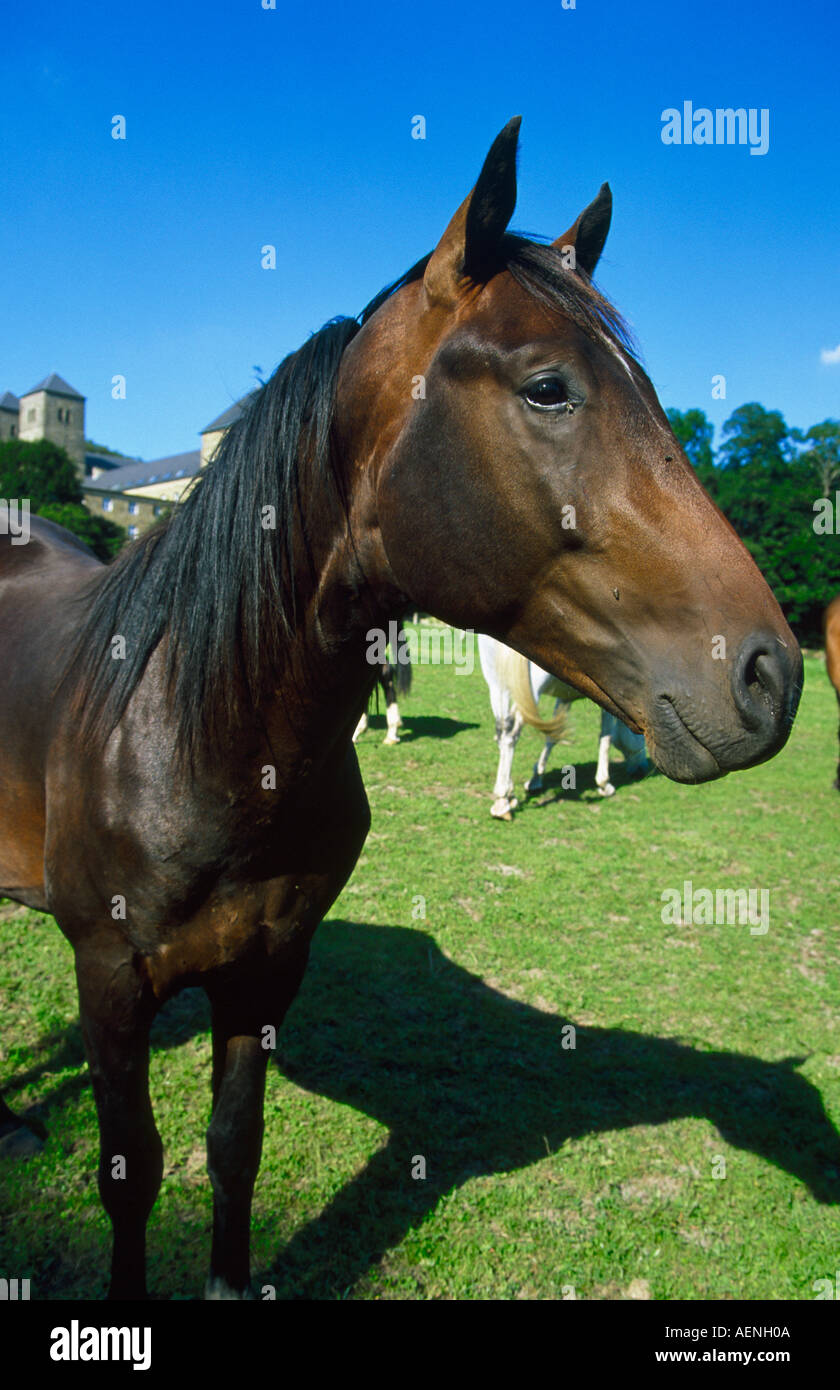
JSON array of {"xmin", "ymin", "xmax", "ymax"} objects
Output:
[{"xmin": 478, "ymin": 634, "xmax": 650, "ymax": 820}]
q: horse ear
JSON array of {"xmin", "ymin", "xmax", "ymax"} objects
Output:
[
  {"xmin": 554, "ymin": 183, "xmax": 612, "ymax": 277},
  {"xmin": 424, "ymin": 117, "xmax": 521, "ymax": 305}
]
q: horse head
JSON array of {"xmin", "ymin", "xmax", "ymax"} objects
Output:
[{"xmin": 339, "ymin": 118, "xmax": 801, "ymax": 783}]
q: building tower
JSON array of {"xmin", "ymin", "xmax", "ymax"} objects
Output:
[
  {"xmin": 17, "ymin": 374, "xmax": 86, "ymax": 475},
  {"xmin": 0, "ymin": 392, "xmax": 19, "ymax": 443}
]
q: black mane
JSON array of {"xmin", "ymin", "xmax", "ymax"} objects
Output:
[{"xmin": 65, "ymin": 237, "xmax": 635, "ymax": 755}]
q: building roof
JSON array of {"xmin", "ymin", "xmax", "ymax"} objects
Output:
[
  {"xmin": 21, "ymin": 373, "xmax": 85, "ymax": 401},
  {"xmin": 0, "ymin": 391, "xmax": 18, "ymax": 413},
  {"xmin": 86, "ymin": 451, "xmax": 136, "ymax": 475},
  {"xmin": 201, "ymin": 392, "xmax": 257, "ymax": 434},
  {"xmin": 83, "ymin": 449, "xmax": 201, "ymax": 492}
]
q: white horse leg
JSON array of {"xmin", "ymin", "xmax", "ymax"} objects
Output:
[
  {"xmin": 525, "ymin": 699, "xmax": 562, "ymax": 792},
  {"xmin": 596, "ymin": 712, "xmax": 616, "ymax": 796},
  {"xmin": 383, "ymin": 700, "xmax": 401, "ymax": 745},
  {"xmin": 479, "ymin": 634, "xmax": 525, "ymax": 820},
  {"xmin": 491, "ymin": 708, "xmax": 524, "ymax": 819},
  {"xmin": 352, "ymin": 711, "xmax": 368, "ymax": 743}
]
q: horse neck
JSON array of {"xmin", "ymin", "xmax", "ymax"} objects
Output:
[
  {"xmin": 250, "ymin": 297, "xmax": 427, "ymax": 760},
  {"xmin": 251, "ymin": 469, "xmax": 403, "ymax": 765}
]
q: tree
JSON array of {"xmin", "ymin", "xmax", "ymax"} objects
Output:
[
  {"xmin": 664, "ymin": 402, "xmax": 840, "ymax": 640},
  {"xmin": 666, "ymin": 407, "xmax": 715, "ymax": 485},
  {"xmin": 0, "ymin": 438, "xmax": 124, "ymax": 561},
  {"xmin": 698, "ymin": 405, "xmax": 840, "ymax": 639},
  {"xmin": 799, "ymin": 420, "xmax": 840, "ymax": 498},
  {"xmin": 717, "ymin": 403, "xmax": 796, "ymax": 473},
  {"xmin": 0, "ymin": 437, "xmax": 83, "ymax": 507},
  {"xmin": 85, "ymin": 439, "xmax": 135, "ymax": 459},
  {"xmin": 37, "ymin": 502, "xmax": 125, "ymax": 560}
]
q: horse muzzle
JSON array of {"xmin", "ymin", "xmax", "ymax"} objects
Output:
[{"xmin": 643, "ymin": 630, "xmax": 803, "ymax": 784}]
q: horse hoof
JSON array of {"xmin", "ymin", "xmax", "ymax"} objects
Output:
[
  {"xmin": 491, "ymin": 798, "xmax": 514, "ymax": 820},
  {"xmin": 524, "ymin": 779, "xmax": 542, "ymax": 794},
  {"xmin": 597, "ymin": 782, "xmax": 616, "ymax": 797},
  {"xmin": 383, "ymin": 734, "xmax": 400, "ymax": 745},
  {"xmin": 205, "ymin": 1277, "xmax": 256, "ymax": 1300}
]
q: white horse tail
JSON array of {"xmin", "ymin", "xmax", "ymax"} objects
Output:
[{"xmin": 497, "ymin": 646, "xmax": 568, "ymax": 738}]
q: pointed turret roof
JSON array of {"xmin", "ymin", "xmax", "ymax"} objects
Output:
[{"xmin": 20, "ymin": 373, "xmax": 85, "ymax": 400}]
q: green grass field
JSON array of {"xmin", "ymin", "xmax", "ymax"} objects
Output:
[{"xmin": 1, "ymin": 631, "xmax": 839, "ymax": 1300}]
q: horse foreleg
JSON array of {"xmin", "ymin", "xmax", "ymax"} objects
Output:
[
  {"xmin": 74, "ymin": 941, "xmax": 162, "ymax": 1300},
  {"xmin": 205, "ymin": 947, "xmax": 311, "ymax": 1300},
  {"xmin": 352, "ymin": 710, "xmax": 368, "ymax": 742},
  {"xmin": 205, "ymin": 1030, "xmax": 267, "ymax": 1300},
  {"xmin": 381, "ymin": 663, "xmax": 402, "ymax": 744},
  {"xmin": 525, "ymin": 700, "xmax": 563, "ymax": 793},
  {"xmin": 384, "ymin": 701, "xmax": 401, "ymax": 744},
  {"xmin": 491, "ymin": 709, "xmax": 523, "ymax": 819},
  {"xmin": 596, "ymin": 714, "xmax": 616, "ymax": 797}
]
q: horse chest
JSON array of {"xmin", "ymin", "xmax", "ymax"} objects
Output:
[
  {"xmin": 144, "ymin": 875, "xmax": 323, "ymax": 998},
  {"xmin": 139, "ymin": 760, "xmax": 367, "ymax": 997},
  {"xmin": 45, "ymin": 736, "xmax": 368, "ymax": 981}
]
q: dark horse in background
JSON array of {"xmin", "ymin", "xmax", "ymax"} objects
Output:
[
  {"xmin": 352, "ymin": 617, "xmax": 412, "ymax": 744},
  {"xmin": 824, "ymin": 594, "xmax": 840, "ymax": 786},
  {"xmin": 0, "ymin": 120, "xmax": 802, "ymax": 1299}
]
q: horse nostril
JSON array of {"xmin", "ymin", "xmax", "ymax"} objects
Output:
[
  {"xmin": 743, "ymin": 647, "xmax": 764, "ymax": 701},
  {"xmin": 731, "ymin": 634, "xmax": 789, "ymax": 733}
]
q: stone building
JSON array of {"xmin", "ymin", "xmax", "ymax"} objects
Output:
[
  {"xmin": 0, "ymin": 392, "xmax": 20, "ymax": 442},
  {"xmin": 0, "ymin": 373, "xmax": 256, "ymax": 540},
  {"xmin": 16, "ymin": 374, "xmax": 87, "ymax": 472},
  {"xmin": 200, "ymin": 394, "xmax": 256, "ymax": 468}
]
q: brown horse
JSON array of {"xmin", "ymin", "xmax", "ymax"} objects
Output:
[
  {"xmin": 824, "ymin": 594, "xmax": 840, "ymax": 786},
  {"xmin": 0, "ymin": 119, "xmax": 802, "ymax": 1299}
]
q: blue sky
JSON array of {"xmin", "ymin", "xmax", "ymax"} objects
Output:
[{"xmin": 1, "ymin": 0, "xmax": 837, "ymax": 461}]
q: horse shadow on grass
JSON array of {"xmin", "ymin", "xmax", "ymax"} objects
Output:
[
  {"xmin": 3, "ymin": 919, "xmax": 839, "ymax": 1298},
  {"xmin": 362, "ymin": 714, "xmax": 480, "ymax": 741},
  {"xmin": 260, "ymin": 920, "xmax": 840, "ymax": 1297},
  {"xmin": 0, "ymin": 988, "xmax": 213, "ymax": 1149},
  {"xmin": 519, "ymin": 760, "xmax": 661, "ymax": 806}
]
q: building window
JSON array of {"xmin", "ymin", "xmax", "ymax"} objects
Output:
[
  {"xmin": 153, "ymin": 505, "xmax": 163, "ymax": 516},
  {"xmin": 10, "ymin": 425, "xmax": 15, "ymax": 437},
  {"xmin": 128, "ymin": 525, "xmax": 139, "ymax": 540},
  {"xmin": 102, "ymin": 498, "xmax": 113, "ymax": 512},
  {"xmin": 66, "ymin": 409, "xmax": 71, "ymax": 423},
  {"xmin": 57, "ymin": 407, "xmax": 64, "ymax": 422},
  {"xmin": 128, "ymin": 500, "xmax": 139, "ymax": 515}
]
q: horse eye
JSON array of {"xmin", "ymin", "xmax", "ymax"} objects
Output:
[{"xmin": 521, "ymin": 375, "xmax": 569, "ymax": 410}]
